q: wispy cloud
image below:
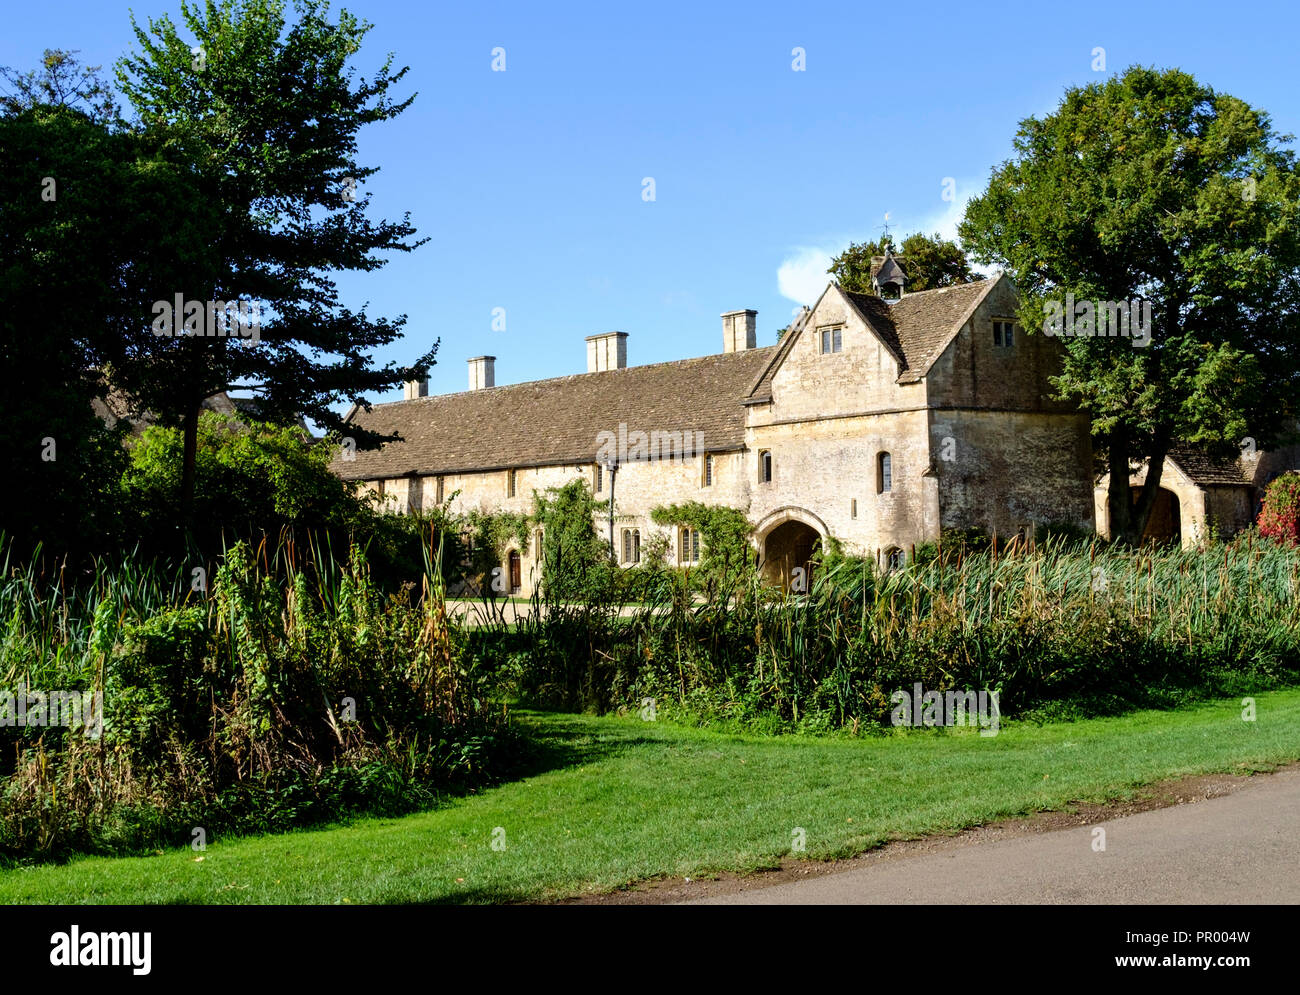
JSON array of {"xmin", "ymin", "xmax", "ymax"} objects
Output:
[
  {"xmin": 776, "ymin": 246, "xmax": 835, "ymax": 306},
  {"xmin": 775, "ymin": 178, "xmax": 998, "ymax": 302}
]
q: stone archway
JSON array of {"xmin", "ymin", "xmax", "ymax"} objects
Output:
[
  {"xmin": 756, "ymin": 507, "xmax": 828, "ymax": 589},
  {"xmin": 1134, "ymin": 486, "xmax": 1182, "ymax": 545}
]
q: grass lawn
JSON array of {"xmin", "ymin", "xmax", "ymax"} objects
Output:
[{"xmin": 2, "ymin": 690, "xmax": 1298, "ymax": 904}]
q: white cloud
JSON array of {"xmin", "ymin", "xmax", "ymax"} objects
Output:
[{"xmin": 776, "ymin": 246, "xmax": 835, "ymax": 305}]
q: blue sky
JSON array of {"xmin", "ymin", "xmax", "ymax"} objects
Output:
[{"xmin": 6, "ymin": 0, "xmax": 1300, "ymax": 406}]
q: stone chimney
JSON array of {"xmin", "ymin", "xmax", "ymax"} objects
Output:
[
  {"xmin": 402, "ymin": 376, "xmax": 428, "ymax": 400},
  {"xmin": 586, "ymin": 331, "xmax": 628, "ymax": 373},
  {"xmin": 721, "ymin": 310, "xmax": 757, "ymax": 352},
  {"xmin": 468, "ymin": 355, "xmax": 496, "ymax": 390}
]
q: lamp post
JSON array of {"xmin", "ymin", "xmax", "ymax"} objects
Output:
[{"xmin": 603, "ymin": 457, "xmax": 618, "ymax": 560}]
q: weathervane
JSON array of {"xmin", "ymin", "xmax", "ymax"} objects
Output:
[{"xmin": 881, "ymin": 212, "xmax": 894, "ymax": 246}]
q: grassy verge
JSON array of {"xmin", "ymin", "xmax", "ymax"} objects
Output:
[{"xmin": 2, "ymin": 690, "xmax": 1297, "ymax": 905}]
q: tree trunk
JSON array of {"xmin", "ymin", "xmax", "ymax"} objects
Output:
[
  {"xmin": 1106, "ymin": 426, "xmax": 1133, "ymax": 546},
  {"xmin": 180, "ymin": 395, "xmax": 201, "ymax": 533},
  {"xmin": 1125, "ymin": 427, "xmax": 1173, "ymax": 546}
]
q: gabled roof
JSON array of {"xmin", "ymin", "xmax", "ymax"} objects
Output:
[
  {"xmin": 333, "ymin": 347, "xmax": 777, "ymax": 480},
  {"xmin": 746, "ymin": 277, "xmax": 999, "ymax": 400},
  {"xmin": 873, "ymin": 277, "xmax": 998, "ymax": 383}
]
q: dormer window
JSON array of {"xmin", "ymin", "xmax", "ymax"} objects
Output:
[
  {"xmin": 819, "ymin": 327, "xmax": 843, "ymax": 354},
  {"xmin": 993, "ymin": 320, "xmax": 1016, "ymax": 349}
]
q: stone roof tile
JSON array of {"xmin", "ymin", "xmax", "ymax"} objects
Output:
[{"xmin": 333, "ymin": 347, "xmax": 777, "ymax": 480}]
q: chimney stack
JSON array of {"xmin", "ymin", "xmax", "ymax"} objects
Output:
[
  {"xmin": 403, "ymin": 376, "xmax": 428, "ymax": 400},
  {"xmin": 468, "ymin": 355, "xmax": 496, "ymax": 390},
  {"xmin": 721, "ymin": 310, "xmax": 757, "ymax": 352},
  {"xmin": 586, "ymin": 331, "xmax": 628, "ymax": 373}
]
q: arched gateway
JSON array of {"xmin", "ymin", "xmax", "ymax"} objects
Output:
[{"xmin": 755, "ymin": 507, "xmax": 828, "ymax": 589}]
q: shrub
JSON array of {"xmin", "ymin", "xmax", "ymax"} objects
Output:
[
  {"xmin": 0, "ymin": 539, "xmax": 523, "ymax": 865},
  {"xmin": 1259, "ymin": 472, "xmax": 1300, "ymax": 545}
]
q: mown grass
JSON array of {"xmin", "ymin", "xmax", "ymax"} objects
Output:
[{"xmin": 2, "ymin": 689, "xmax": 1297, "ymax": 905}]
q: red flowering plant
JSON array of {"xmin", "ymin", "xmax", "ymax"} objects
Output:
[{"xmin": 1258, "ymin": 473, "xmax": 1300, "ymax": 545}]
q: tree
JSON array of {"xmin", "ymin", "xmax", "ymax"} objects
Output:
[
  {"xmin": 828, "ymin": 231, "xmax": 982, "ymax": 295},
  {"xmin": 0, "ymin": 48, "xmax": 118, "ymax": 121},
  {"xmin": 110, "ymin": 0, "xmax": 435, "ymax": 528},
  {"xmin": 534, "ymin": 480, "xmax": 613, "ymax": 600},
  {"xmin": 960, "ymin": 66, "xmax": 1300, "ymax": 544},
  {"xmin": 0, "ymin": 53, "xmax": 149, "ymax": 556}
]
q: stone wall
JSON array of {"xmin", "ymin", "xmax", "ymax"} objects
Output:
[
  {"xmin": 925, "ymin": 279, "xmax": 1095, "ymax": 536},
  {"xmin": 360, "ymin": 449, "xmax": 751, "ymax": 595}
]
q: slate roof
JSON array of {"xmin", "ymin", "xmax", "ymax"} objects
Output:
[
  {"xmin": 863, "ymin": 279, "xmax": 996, "ymax": 383},
  {"xmin": 1168, "ymin": 446, "xmax": 1253, "ymax": 486},
  {"xmin": 334, "ymin": 347, "xmax": 778, "ymax": 480}
]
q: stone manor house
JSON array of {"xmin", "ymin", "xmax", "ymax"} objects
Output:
[{"xmin": 332, "ymin": 258, "xmax": 1108, "ymax": 594}]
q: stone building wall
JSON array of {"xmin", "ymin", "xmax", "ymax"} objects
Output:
[
  {"xmin": 358, "ymin": 449, "xmax": 751, "ymax": 595},
  {"xmin": 924, "ymin": 281, "xmax": 1095, "ymax": 536}
]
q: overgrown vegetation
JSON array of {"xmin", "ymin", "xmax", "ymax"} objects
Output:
[
  {"xmin": 0, "ymin": 538, "xmax": 522, "ymax": 865},
  {"xmin": 474, "ymin": 535, "xmax": 1300, "ymax": 732}
]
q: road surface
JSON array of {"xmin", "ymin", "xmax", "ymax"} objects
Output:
[{"xmin": 687, "ymin": 768, "xmax": 1300, "ymax": 904}]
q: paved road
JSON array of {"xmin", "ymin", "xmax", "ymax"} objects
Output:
[{"xmin": 688, "ymin": 768, "xmax": 1300, "ymax": 904}]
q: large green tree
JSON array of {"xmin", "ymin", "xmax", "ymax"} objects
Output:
[
  {"xmin": 0, "ymin": 52, "xmax": 152, "ymax": 556},
  {"xmin": 829, "ymin": 231, "xmax": 982, "ymax": 295},
  {"xmin": 960, "ymin": 66, "xmax": 1300, "ymax": 544},
  {"xmin": 110, "ymin": 0, "xmax": 435, "ymax": 526}
]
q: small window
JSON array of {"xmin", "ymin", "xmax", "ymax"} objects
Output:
[
  {"xmin": 594, "ymin": 463, "xmax": 603, "ymax": 493},
  {"xmin": 377, "ymin": 479, "xmax": 387, "ymax": 498},
  {"xmin": 759, "ymin": 450, "xmax": 773, "ymax": 484},
  {"xmin": 993, "ymin": 320, "xmax": 1015, "ymax": 348},
  {"xmin": 885, "ymin": 547, "xmax": 905, "ymax": 571},
  {"xmin": 679, "ymin": 527, "xmax": 700, "ymax": 564},
  {"xmin": 535, "ymin": 529, "xmax": 544, "ymax": 560},
  {"xmin": 507, "ymin": 469, "xmax": 517, "ymax": 497},
  {"xmin": 851, "ymin": 499, "xmax": 858, "ymax": 520},
  {"xmin": 820, "ymin": 327, "xmax": 843, "ymax": 354},
  {"xmin": 622, "ymin": 528, "xmax": 641, "ymax": 564},
  {"xmin": 877, "ymin": 452, "xmax": 892, "ymax": 494},
  {"xmin": 703, "ymin": 453, "xmax": 713, "ymax": 488},
  {"xmin": 435, "ymin": 475, "xmax": 445, "ymax": 505}
]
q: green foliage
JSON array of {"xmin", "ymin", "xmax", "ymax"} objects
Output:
[
  {"xmin": 959, "ymin": 65, "xmax": 1300, "ymax": 543},
  {"xmin": 0, "ymin": 539, "xmax": 523, "ymax": 864},
  {"xmin": 0, "ymin": 54, "xmax": 155, "ymax": 559},
  {"xmin": 650, "ymin": 501, "xmax": 755, "ymax": 584},
  {"xmin": 104, "ymin": 0, "xmax": 434, "ymax": 522},
  {"xmin": 829, "ymin": 232, "xmax": 983, "ymax": 295},
  {"xmin": 473, "ymin": 538, "xmax": 1300, "ymax": 731},
  {"xmin": 461, "ymin": 509, "xmax": 531, "ymax": 593},
  {"xmin": 124, "ymin": 412, "xmax": 363, "ymax": 540},
  {"xmin": 534, "ymin": 480, "xmax": 614, "ymax": 600}
]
